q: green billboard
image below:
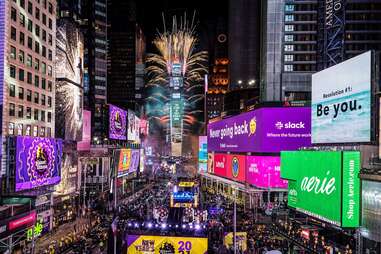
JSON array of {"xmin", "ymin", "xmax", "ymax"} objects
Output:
[{"xmin": 281, "ymin": 151, "xmax": 360, "ymax": 228}]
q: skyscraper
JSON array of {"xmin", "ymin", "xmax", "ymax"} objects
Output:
[{"xmin": 228, "ymin": 0, "xmax": 261, "ymax": 89}]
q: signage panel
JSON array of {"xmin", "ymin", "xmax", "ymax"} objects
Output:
[
  {"xmin": 109, "ymin": 105, "xmax": 127, "ymax": 140},
  {"xmin": 246, "ymin": 156, "xmax": 287, "ymax": 188},
  {"xmin": 226, "ymin": 154, "xmax": 245, "ymax": 182},
  {"xmin": 213, "ymin": 153, "xmax": 227, "ymax": 177}
]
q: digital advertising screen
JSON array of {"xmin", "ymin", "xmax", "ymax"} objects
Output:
[
  {"xmin": 226, "ymin": 154, "xmax": 246, "ymax": 182},
  {"xmin": 224, "ymin": 232, "xmax": 247, "ymax": 252},
  {"xmin": 117, "ymin": 149, "xmax": 140, "ymax": 177},
  {"xmin": 15, "ymin": 137, "xmax": 63, "ymax": 192},
  {"xmin": 213, "ymin": 153, "xmax": 227, "ymax": 177},
  {"xmin": 77, "ymin": 110, "xmax": 91, "ymax": 151},
  {"xmin": 109, "ymin": 105, "xmax": 127, "ymax": 140},
  {"xmin": 207, "ymin": 107, "xmax": 311, "ymax": 153},
  {"xmin": 207, "ymin": 153, "xmax": 214, "ymax": 173},
  {"xmin": 246, "ymin": 156, "xmax": 287, "ymax": 189},
  {"xmin": 281, "ymin": 151, "xmax": 360, "ymax": 227},
  {"xmin": 312, "ymin": 51, "xmax": 372, "ymax": 144},
  {"xmin": 198, "ymin": 136, "xmax": 207, "ymax": 172},
  {"xmin": 128, "ymin": 110, "xmax": 140, "ymax": 142},
  {"xmin": 126, "ymin": 235, "xmax": 208, "ymax": 254},
  {"xmin": 129, "ymin": 149, "xmax": 140, "ymax": 173}
]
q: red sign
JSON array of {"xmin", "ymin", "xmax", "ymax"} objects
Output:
[
  {"xmin": 226, "ymin": 154, "xmax": 246, "ymax": 182},
  {"xmin": 8, "ymin": 211, "xmax": 36, "ymax": 231},
  {"xmin": 213, "ymin": 153, "xmax": 227, "ymax": 177}
]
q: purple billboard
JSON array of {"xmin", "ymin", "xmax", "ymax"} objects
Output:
[
  {"xmin": 207, "ymin": 107, "xmax": 311, "ymax": 153},
  {"xmin": 246, "ymin": 156, "xmax": 287, "ymax": 189},
  {"xmin": 109, "ymin": 105, "xmax": 127, "ymax": 140},
  {"xmin": 16, "ymin": 137, "xmax": 63, "ymax": 192},
  {"xmin": 129, "ymin": 149, "xmax": 140, "ymax": 173}
]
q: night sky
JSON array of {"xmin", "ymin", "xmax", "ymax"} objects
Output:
[{"xmin": 136, "ymin": 0, "xmax": 228, "ymax": 56}]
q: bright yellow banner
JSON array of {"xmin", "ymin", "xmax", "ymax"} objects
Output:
[
  {"xmin": 127, "ymin": 235, "xmax": 208, "ymax": 254},
  {"xmin": 178, "ymin": 182, "xmax": 195, "ymax": 187},
  {"xmin": 224, "ymin": 232, "xmax": 247, "ymax": 251}
]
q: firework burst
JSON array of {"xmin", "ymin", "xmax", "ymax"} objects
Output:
[{"xmin": 145, "ymin": 13, "xmax": 208, "ymax": 135}]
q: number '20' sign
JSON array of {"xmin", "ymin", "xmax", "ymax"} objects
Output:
[{"xmin": 178, "ymin": 241, "xmax": 192, "ymax": 253}]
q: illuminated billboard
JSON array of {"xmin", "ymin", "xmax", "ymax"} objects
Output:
[
  {"xmin": 109, "ymin": 105, "xmax": 127, "ymax": 140},
  {"xmin": 198, "ymin": 136, "xmax": 207, "ymax": 172},
  {"xmin": 77, "ymin": 110, "xmax": 91, "ymax": 151},
  {"xmin": 312, "ymin": 51, "xmax": 372, "ymax": 143},
  {"xmin": 117, "ymin": 149, "xmax": 140, "ymax": 177},
  {"xmin": 281, "ymin": 151, "xmax": 361, "ymax": 227},
  {"xmin": 15, "ymin": 137, "xmax": 63, "ymax": 192},
  {"xmin": 126, "ymin": 235, "xmax": 208, "ymax": 254},
  {"xmin": 246, "ymin": 156, "xmax": 287, "ymax": 189},
  {"xmin": 207, "ymin": 107, "xmax": 311, "ymax": 153},
  {"xmin": 56, "ymin": 19, "xmax": 84, "ymax": 141},
  {"xmin": 213, "ymin": 153, "xmax": 227, "ymax": 177},
  {"xmin": 128, "ymin": 110, "xmax": 140, "ymax": 142},
  {"xmin": 226, "ymin": 154, "xmax": 246, "ymax": 182}
]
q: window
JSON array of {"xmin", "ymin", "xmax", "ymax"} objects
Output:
[
  {"xmin": 34, "ymin": 109, "xmax": 39, "ymax": 120},
  {"xmin": 34, "ymin": 58, "xmax": 39, "ymax": 71},
  {"xmin": 19, "ymin": 32, "xmax": 25, "ymax": 45},
  {"xmin": 48, "ymin": 34, "xmax": 52, "ymax": 45},
  {"xmin": 41, "ymin": 110, "xmax": 45, "ymax": 122},
  {"xmin": 284, "ymin": 55, "xmax": 294, "ymax": 62},
  {"xmin": 27, "ymin": 37, "xmax": 33, "ymax": 49},
  {"xmin": 35, "ymin": 24, "xmax": 40, "ymax": 37},
  {"xmin": 26, "ymin": 125, "xmax": 31, "ymax": 136},
  {"xmin": 284, "ymin": 45, "xmax": 294, "ymax": 51},
  {"xmin": 42, "ymin": 29, "xmax": 46, "ymax": 41},
  {"xmin": 285, "ymin": 15, "xmax": 294, "ymax": 22},
  {"xmin": 27, "ymin": 89, "xmax": 32, "ymax": 101},
  {"xmin": 19, "ymin": 50, "xmax": 24, "ymax": 63},
  {"xmin": 43, "ymin": 0, "xmax": 47, "ymax": 9},
  {"xmin": 34, "ymin": 92, "xmax": 39, "ymax": 104},
  {"xmin": 9, "ymin": 103, "xmax": 15, "ymax": 116},
  {"xmin": 20, "ymin": 13, "xmax": 25, "ymax": 26},
  {"xmin": 48, "ymin": 18, "xmax": 52, "ymax": 29},
  {"xmin": 42, "ymin": 46, "xmax": 46, "ymax": 57},
  {"xmin": 34, "ymin": 41, "xmax": 39, "ymax": 54},
  {"xmin": 9, "ymin": 84, "xmax": 15, "ymax": 97},
  {"xmin": 285, "ymin": 25, "xmax": 294, "ymax": 32},
  {"xmin": 42, "ymin": 13, "xmax": 46, "ymax": 25},
  {"xmin": 46, "ymin": 127, "xmax": 51, "ymax": 137},
  {"xmin": 10, "ymin": 65, "xmax": 16, "ymax": 78},
  {"xmin": 11, "ymin": 7, "xmax": 17, "ymax": 22},
  {"xmin": 42, "ymin": 62, "xmax": 46, "ymax": 74},
  {"xmin": 41, "ymin": 94, "xmax": 46, "ymax": 105},
  {"xmin": 47, "ymin": 96, "xmax": 52, "ymax": 107},
  {"xmin": 9, "ymin": 123, "xmax": 15, "ymax": 136},
  {"xmin": 33, "ymin": 126, "xmax": 38, "ymax": 137},
  {"xmin": 48, "ymin": 2, "xmax": 53, "ymax": 14},
  {"xmin": 20, "ymin": 0, "xmax": 25, "ymax": 8},
  {"xmin": 10, "ymin": 46, "xmax": 16, "ymax": 59},
  {"xmin": 17, "ymin": 124, "xmax": 23, "ymax": 136},
  {"xmin": 48, "ymin": 49, "xmax": 52, "ymax": 60},
  {"xmin": 285, "ymin": 4, "xmax": 294, "ymax": 12},
  {"xmin": 27, "ymin": 72, "xmax": 32, "ymax": 84},
  {"xmin": 284, "ymin": 64, "xmax": 294, "ymax": 72},
  {"xmin": 48, "ymin": 81, "xmax": 52, "ymax": 92},
  {"xmin": 18, "ymin": 68, "xmax": 24, "ymax": 81},
  {"xmin": 40, "ymin": 127, "xmax": 45, "ymax": 137},
  {"xmin": 41, "ymin": 78, "xmax": 46, "ymax": 89},
  {"xmin": 35, "ymin": 7, "xmax": 40, "ymax": 20},
  {"xmin": 19, "ymin": 87, "xmax": 24, "ymax": 99},
  {"xmin": 34, "ymin": 75, "xmax": 39, "ymax": 87},
  {"xmin": 27, "ymin": 54, "xmax": 32, "ymax": 67},
  {"xmin": 28, "ymin": 20, "xmax": 33, "ymax": 32},
  {"xmin": 285, "ymin": 35, "xmax": 294, "ymax": 42},
  {"xmin": 48, "ymin": 65, "xmax": 52, "ymax": 76},
  {"xmin": 18, "ymin": 105, "xmax": 24, "ymax": 118},
  {"xmin": 28, "ymin": 1, "xmax": 33, "ymax": 15},
  {"xmin": 11, "ymin": 26, "xmax": 16, "ymax": 40},
  {"xmin": 26, "ymin": 107, "xmax": 31, "ymax": 119},
  {"xmin": 47, "ymin": 112, "xmax": 51, "ymax": 122}
]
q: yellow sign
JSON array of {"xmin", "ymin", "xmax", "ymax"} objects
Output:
[
  {"xmin": 224, "ymin": 232, "xmax": 247, "ymax": 252},
  {"xmin": 178, "ymin": 182, "xmax": 195, "ymax": 187},
  {"xmin": 127, "ymin": 235, "xmax": 208, "ymax": 254}
]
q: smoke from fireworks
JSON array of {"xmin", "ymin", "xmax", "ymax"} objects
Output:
[{"xmin": 145, "ymin": 13, "xmax": 208, "ymax": 135}]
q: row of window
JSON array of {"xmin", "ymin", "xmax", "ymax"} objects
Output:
[
  {"xmin": 11, "ymin": 4, "xmax": 53, "ymax": 33},
  {"xmin": 10, "ymin": 46, "xmax": 52, "ymax": 76},
  {"xmin": 12, "ymin": 0, "xmax": 54, "ymax": 17},
  {"xmin": 9, "ymin": 84, "xmax": 52, "ymax": 107},
  {"xmin": 9, "ymin": 103, "xmax": 52, "ymax": 122},
  {"xmin": 10, "ymin": 27, "xmax": 53, "ymax": 61},
  {"xmin": 9, "ymin": 65, "xmax": 53, "ymax": 91},
  {"xmin": 9, "ymin": 122, "xmax": 52, "ymax": 138}
]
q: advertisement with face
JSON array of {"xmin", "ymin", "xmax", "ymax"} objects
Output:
[
  {"xmin": 77, "ymin": 110, "xmax": 91, "ymax": 151},
  {"xmin": 109, "ymin": 105, "xmax": 127, "ymax": 140},
  {"xmin": 226, "ymin": 154, "xmax": 245, "ymax": 182},
  {"xmin": 246, "ymin": 156, "xmax": 287, "ymax": 189},
  {"xmin": 281, "ymin": 151, "xmax": 360, "ymax": 227},
  {"xmin": 312, "ymin": 51, "xmax": 372, "ymax": 143},
  {"xmin": 207, "ymin": 153, "xmax": 214, "ymax": 173},
  {"xmin": 213, "ymin": 153, "xmax": 227, "ymax": 177},
  {"xmin": 128, "ymin": 110, "xmax": 139, "ymax": 142},
  {"xmin": 207, "ymin": 107, "xmax": 311, "ymax": 153},
  {"xmin": 15, "ymin": 137, "xmax": 63, "ymax": 192},
  {"xmin": 118, "ymin": 149, "xmax": 131, "ymax": 176}
]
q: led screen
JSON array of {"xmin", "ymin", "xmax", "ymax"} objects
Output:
[{"xmin": 109, "ymin": 105, "xmax": 127, "ymax": 140}]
